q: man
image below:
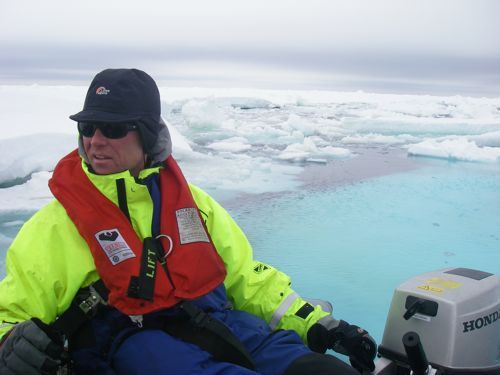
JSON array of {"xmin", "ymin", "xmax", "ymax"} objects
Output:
[{"xmin": 0, "ymin": 69, "xmax": 376, "ymax": 374}]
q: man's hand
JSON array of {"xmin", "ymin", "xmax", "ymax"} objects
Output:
[
  {"xmin": 0, "ymin": 318, "xmax": 65, "ymax": 375},
  {"xmin": 308, "ymin": 317, "xmax": 377, "ymax": 373}
]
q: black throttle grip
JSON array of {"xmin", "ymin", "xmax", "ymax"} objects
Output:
[{"xmin": 402, "ymin": 331, "xmax": 429, "ymax": 375}]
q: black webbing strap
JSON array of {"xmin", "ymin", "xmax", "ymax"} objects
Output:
[
  {"xmin": 162, "ymin": 301, "xmax": 255, "ymax": 370},
  {"xmin": 115, "ymin": 178, "xmax": 131, "ymax": 223},
  {"xmin": 52, "ymin": 279, "xmax": 108, "ymax": 337}
]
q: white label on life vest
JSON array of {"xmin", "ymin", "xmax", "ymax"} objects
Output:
[
  {"xmin": 95, "ymin": 228, "xmax": 136, "ymax": 265},
  {"xmin": 176, "ymin": 208, "xmax": 210, "ymax": 244}
]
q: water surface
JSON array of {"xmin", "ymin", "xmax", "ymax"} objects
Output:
[{"xmin": 228, "ymin": 157, "xmax": 500, "ymax": 343}]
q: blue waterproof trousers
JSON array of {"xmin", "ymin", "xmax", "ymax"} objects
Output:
[
  {"xmin": 70, "ymin": 285, "xmax": 356, "ymax": 374},
  {"xmin": 112, "ymin": 311, "xmax": 310, "ymax": 375}
]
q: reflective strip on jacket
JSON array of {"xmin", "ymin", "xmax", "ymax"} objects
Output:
[{"xmin": 0, "ymin": 159, "xmax": 329, "ymax": 342}]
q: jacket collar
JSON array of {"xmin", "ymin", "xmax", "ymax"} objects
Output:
[{"xmin": 81, "ymin": 159, "xmax": 161, "ymax": 203}]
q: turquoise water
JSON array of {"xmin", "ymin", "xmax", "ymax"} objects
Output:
[{"xmin": 228, "ymin": 159, "xmax": 500, "ymax": 344}]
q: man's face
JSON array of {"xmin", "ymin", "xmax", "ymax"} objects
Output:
[{"xmin": 82, "ymin": 126, "xmax": 145, "ymax": 177}]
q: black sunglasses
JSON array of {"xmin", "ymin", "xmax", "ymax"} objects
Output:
[{"xmin": 77, "ymin": 122, "xmax": 138, "ymax": 139}]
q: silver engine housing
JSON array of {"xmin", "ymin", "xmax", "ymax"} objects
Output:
[{"xmin": 378, "ymin": 268, "xmax": 500, "ymax": 374}]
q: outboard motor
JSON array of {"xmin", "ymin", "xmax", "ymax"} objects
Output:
[{"xmin": 374, "ymin": 268, "xmax": 500, "ymax": 374}]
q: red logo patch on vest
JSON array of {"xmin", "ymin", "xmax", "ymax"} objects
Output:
[{"xmin": 95, "ymin": 228, "xmax": 135, "ymax": 265}]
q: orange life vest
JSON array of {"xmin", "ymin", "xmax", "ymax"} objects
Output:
[{"xmin": 49, "ymin": 150, "xmax": 226, "ymax": 315}]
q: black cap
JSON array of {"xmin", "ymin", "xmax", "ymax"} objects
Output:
[{"xmin": 70, "ymin": 68, "xmax": 164, "ymax": 152}]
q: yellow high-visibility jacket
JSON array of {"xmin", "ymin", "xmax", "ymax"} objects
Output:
[{"xmin": 0, "ymin": 160, "xmax": 329, "ymax": 341}]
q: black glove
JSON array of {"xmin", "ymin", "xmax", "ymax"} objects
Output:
[
  {"xmin": 0, "ymin": 318, "xmax": 65, "ymax": 375},
  {"xmin": 308, "ymin": 318, "xmax": 377, "ymax": 373}
]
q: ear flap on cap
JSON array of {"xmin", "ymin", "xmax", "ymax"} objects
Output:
[{"xmin": 142, "ymin": 117, "xmax": 172, "ymax": 166}]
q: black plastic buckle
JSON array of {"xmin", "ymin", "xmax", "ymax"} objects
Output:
[{"xmin": 78, "ymin": 285, "xmax": 107, "ymax": 316}]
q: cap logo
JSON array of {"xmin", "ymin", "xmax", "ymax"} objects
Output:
[{"xmin": 96, "ymin": 86, "xmax": 110, "ymax": 95}]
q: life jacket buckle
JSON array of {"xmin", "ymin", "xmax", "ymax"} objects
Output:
[{"xmin": 78, "ymin": 285, "xmax": 107, "ymax": 316}]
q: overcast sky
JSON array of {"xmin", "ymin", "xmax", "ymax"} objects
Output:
[{"xmin": 1, "ymin": 0, "xmax": 499, "ymax": 96}]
